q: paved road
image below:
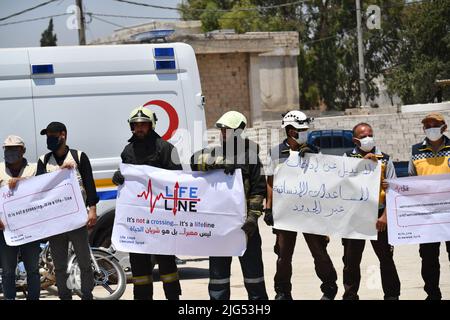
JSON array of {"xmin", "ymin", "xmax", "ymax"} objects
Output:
[{"xmin": 29, "ymin": 219, "xmax": 450, "ymax": 300}]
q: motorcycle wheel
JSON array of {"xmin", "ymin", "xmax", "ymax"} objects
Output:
[{"xmin": 69, "ymin": 250, "xmax": 126, "ymax": 300}]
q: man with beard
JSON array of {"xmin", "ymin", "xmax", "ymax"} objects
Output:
[
  {"xmin": 112, "ymin": 106, "xmax": 182, "ymax": 300},
  {"xmin": 191, "ymin": 111, "xmax": 268, "ymax": 300}
]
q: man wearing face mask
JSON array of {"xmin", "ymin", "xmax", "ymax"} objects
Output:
[
  {"xmin": 112, "ymin": 106, "xmax": 182, "ymax": 300},
  {"xmin": 342, "ymin": 122, "xmax": 401, "ymax": 300},
  {"xmin": 0, "ymin": 135, "xmax": 40, "ymax": 300},
  {"xmin": 190, "ymin": 110, "xmax": 268, "ymax": 300},
  {"xmin": 36, "ymin": 122, "xmax": 98, "ymax": 300},
  {"xmin": 264, "ymin": 110, "xmax": 338, "ymax": 300},
  {"xmin": 409, "ymin": 112, "xmax": 450, "ymax": 300}
]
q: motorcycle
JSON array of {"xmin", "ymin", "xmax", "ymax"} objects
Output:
[{"xmin": 1, "ymin": 241, "xmax": 127, "ymax": 300}]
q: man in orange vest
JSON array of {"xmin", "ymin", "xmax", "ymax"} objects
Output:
[
  {"xmin": 342, "ymin": 122, "xmax": 401, "ymax": 300},
  {"xmin": 408, "ymin": 112, "xmax": 450, "ymax": 300}
]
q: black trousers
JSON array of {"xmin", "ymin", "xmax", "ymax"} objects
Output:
[
  {"xmin": 342, "ymin": 228, "xmax": 401, "ymax": 300},
  {"xmin": 50, "ymin": 226, "xmax": 94, "ymax": 300},
  {"xmin": 208, "ymin": 227, "xmax": 268, "ymax": 300},
  {"xmin": 129, "ymin": 253, "xmax": 181, "ymax": 300},
  {"xmin": 273, "ymin": 229, "xmax": 338, "ymax": 298},
  {"xmin": 419, "ymin": 241, "xmax": 450, "ymax": 300}
]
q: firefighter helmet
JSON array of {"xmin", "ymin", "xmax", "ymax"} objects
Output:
[
  {"xmin": 128, "ymin": 106, "xmax": 157, "ymax": 128},
  {"xmin": 215, "ymin": 111, "xmax": 247, "ymax": 130},
  {"xmin": 281, "ymin": 110, "xmax": 313, "ymax": 129}
]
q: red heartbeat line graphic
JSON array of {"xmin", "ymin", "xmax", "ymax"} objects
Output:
[{"xmin": 137, "ymin": 179, "xmax": 200, "ymax": 215}]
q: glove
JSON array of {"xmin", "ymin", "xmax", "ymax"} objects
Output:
[
  {"xmin": 206, "ymin": 162, "xmax": 235, "ymax": 175},
  {"xmin": 263, "ymin": 208, "xmax": 274, "ymax": 226},
  {"xmin": 112, "ymin": 170, "xmax": 125, "ymax": 186},
  {"xmin": 242, "ymin": 214, "xmax": 258, "ymax": 238},
  {"xmin": 299, "ymin": 146, "xmax": 314, "ymax": 157},
  {"xmin": 223, "ymin": 164, "xmax": 236, "ymax": 175}
]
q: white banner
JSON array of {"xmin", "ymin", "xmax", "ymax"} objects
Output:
[
  {"xmin": 111, "ymin": 164, "xmax": 247, "ymax": 256},
  {"xmin": 386, "ymin": 174, "xmax": 450, "ymax": 245},
  {"xmin": 273, "ymin": 152, "xmax": 381, "ymax": 240},
  {"xmin": 0, "ymin": 169, "xmax": 87, "ymax": 246}
]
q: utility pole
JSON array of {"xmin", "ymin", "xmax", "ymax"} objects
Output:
[
  {"xmin": 355, "ymin": 0, "xmax": 367, "ymax": 107},
  {"xmin": 76, "ymin": 0, "xmax": 86, "ymax": 45}
]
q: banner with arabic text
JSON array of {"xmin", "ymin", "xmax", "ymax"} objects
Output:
[{"xmin": 273, "ymin": 152, "xmax": 381, "ymax": 240}]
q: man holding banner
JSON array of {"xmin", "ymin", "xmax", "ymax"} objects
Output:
[
  {"xmin": 191, "ymin": 111, "xmax": 268, "ymax": 300},
  {"xmin": 112, "ymin": 106, "xmax": 182, "ymax": 300},
  {"xmin": 0, "ymin": 135, "xmax": 40, "ymax": 300},
  {"xmin": 408, "ymin": 112, "xmax": 450, "ymax": 300},
  {"xmin": 265, "ymin": 111, "xmax": 338, "ymax": 301},
  {"xmin": 342, "ymin": 123, "xmax": 401, "ymax": 300},
  {"xmin": 37, "ymin": 122, "xmax": 98, "ymax": 300}
]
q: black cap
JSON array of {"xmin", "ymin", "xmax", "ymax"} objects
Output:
[{"xmin": 40, "ymin": 122, "xmax": 67, "ymax": 135}]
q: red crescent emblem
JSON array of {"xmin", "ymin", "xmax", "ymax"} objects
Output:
[{"xmin": 143, "ymin": 100, "xmax": 179, "ymax": 140}]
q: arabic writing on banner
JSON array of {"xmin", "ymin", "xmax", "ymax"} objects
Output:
[
  {"xmin": 386, "ymin": 174, "xmax": 450, "ymax": 245},
  {"xmin": 0, "ymin": 169, "xmax": 87, "ymax": 246},
  {"xmin": 111, "ymin": 164, "xmax": 247, "ymax": 257},
  {"xmin": 273, "ymin": 152, "xmax": 381, "ymax": 240}
]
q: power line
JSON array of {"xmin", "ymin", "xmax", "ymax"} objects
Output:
[
  {"xmin": 0, "ymin": 13, "xmax": 69, "ymax": 27},
  {"xmin": 0, "ymin": 0, "xmax": 434, "ymax": 29},
  {"xmin": 90, "ymin": 15, "xmax": 131, "ymax": 30},
  {"xmin": 0, "ymin": 0, "xmax": 60, "ymax": 22},
  {"xmin": 0, "ymin": 11, "xmax": 181, "ymax": 27},
  {"xmin": 113, "ymin": 0, "xmax": 432, "ymax": 14},
  {"xmin": 88, "ymin": 12, "xmax": 181, "ymax": 20},
  {"xmin": 113, "ymin": 0, "xmax": 309, "ymax": 13},
  {"xmin": 87, "ymin": 11, "xmax": 280, "ymax": 21},
  {"xmin": 91, "ymin": 0, "xmax": 434, "ymax": 23},
  {"xmin": 88, "ymin": 11, "xmax": 311, "ymax": 21},
  {"xmin": 303, "ymin": 28, "xmax": 357, "ymax": 45}
]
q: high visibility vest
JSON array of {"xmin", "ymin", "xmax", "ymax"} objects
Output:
[
  {"xmin": 0, "ymin": 161, "xmax": 36, "ymax": 188},
  {"xmin": 39, "ymin": 150, "xmax": 87, "ymax": 203},
  {"xmin": 411, "ymin": 136, "xmax": 450, "ymax": 176}
]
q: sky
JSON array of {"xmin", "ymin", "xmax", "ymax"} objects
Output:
[{"xmin": 0, "ymin": 0, "xmax": 183, "ymax": 48}]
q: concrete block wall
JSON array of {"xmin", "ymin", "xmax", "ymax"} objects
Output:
[
  {"xmin": 197, "ymin": 53, "xmax": 251, "ymax": 128},
  {"xmin": 308, "ymin": 110, "xmax": 450, "ymax": 161},
  {"xmin": 207, "ymin": 110, "xmax": 450, "ymax": 170}
]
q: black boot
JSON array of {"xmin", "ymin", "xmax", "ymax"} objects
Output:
[{"xmin": 275, "ymin": 292, "xmax": 293, "ymax": 300}]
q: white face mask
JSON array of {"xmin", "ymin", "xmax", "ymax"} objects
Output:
[
  {"xmin": 356, "ymin": 136, "xmax": 376, "ymax": 152},
  {"xmin": 425, "ymin": 125, "xmax": 444, "ymax": 142},
  {"xmin": 293, "ymin": 130, "xmax": 308, "ymax": 145}
]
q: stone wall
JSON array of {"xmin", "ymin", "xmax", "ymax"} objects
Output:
[
  {"xmin": 197, "ymin": 53, "xmax": 251, "ymax": 128},
  {"xmin": 308, "ymin": 110, "xmax": 450, "ymax": 161},
  {"xmin": 183, "ymin": 31, "xmax": 300, "ymax": 126},
  {"xmin": 207, "ymin": 110, "xmax": 450, "ymax": 169}
]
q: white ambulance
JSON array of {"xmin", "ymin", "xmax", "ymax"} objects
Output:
[{"xmin": 0, "ymin": 43, "xmax": 206, "ymax": 247}]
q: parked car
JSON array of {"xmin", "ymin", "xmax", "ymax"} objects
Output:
[
  {"xmin": 393, "ymin": 161, "xmax": 409, "ymax": 177},
  {"xmin": 308, "ymin": 129, "xmax": 354, "ymax": 155}
]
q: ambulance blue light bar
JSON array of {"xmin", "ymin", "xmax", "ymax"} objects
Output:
[
  {"xmin": 155, "ymin": 60, "xmax": 176, "ymax": 70},
  {"xmin": 32, "ymin": 64, "xmax": 54, "ymax": 74},
  {"xmin": 154, "ymin": 47, "xmax": 174, "ymax": 59}
]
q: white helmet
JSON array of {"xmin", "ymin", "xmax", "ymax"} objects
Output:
[
  {"xmin": 216, "ymin": 111, "xmax": 247, "ymax": 130},
  {"xmin": 128, "ymin": 106, "xmax": 157, "ymax": 129},
  {"xmin": 281, "ymin": 110, "xmax": 313, "ymax": 129}
]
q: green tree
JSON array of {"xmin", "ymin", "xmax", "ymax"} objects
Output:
[
  {"xmin": 219, "ymin": 0, "xmax": 265, "ymax": 33},
  {"xmin": 299, "ymin": 0, "xmax": 404, "ymax": 110},
  {"xmin": 385, "ymin": 0, "xmax": 450, "ymax": 104},
  {"xmin": 181, "ymin": 1, "xmax": 447, "ymax": 110},
  {"xmin": 199, "ymin": 2, "xmax": 222, "ymax": 32},
  {"xmin": 40, "ymin": 18, "xmax": 57, "ymax": 47}
]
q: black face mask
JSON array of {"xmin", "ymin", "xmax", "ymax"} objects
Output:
[
  {"xmin": 47, "ymin": 136, "xmax": 62, "ymax": 152},
  {"xmin": 4, "ymin": 149, "xmax": 22, "ymax": 164}
]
